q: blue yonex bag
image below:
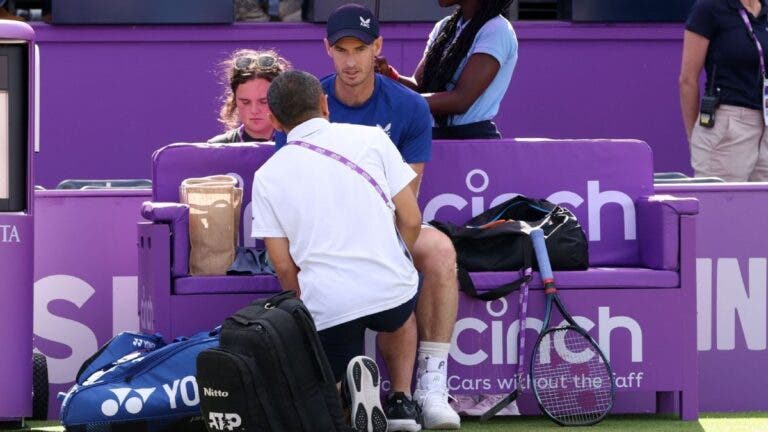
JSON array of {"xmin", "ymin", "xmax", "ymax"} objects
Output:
[
  {"xmin": 75, "ymin": 332, "xmax": 166, "ymax": 385},
  {"xmin": 60, "ymin": 328, "xmax": 219, "ymax": 432}
]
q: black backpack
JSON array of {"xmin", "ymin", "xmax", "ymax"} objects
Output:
[
  {"xmin": 430, "ymin": 195, "xmax": 588, "ymax": 300},
  {"xmin": 196, "ymin": 291, "xmax": 351, "ymax": 432}
]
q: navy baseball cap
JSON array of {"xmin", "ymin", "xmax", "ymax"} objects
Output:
[{"xmin": 326, "ymin": 4, "xmax": 379, "ymax": 45}]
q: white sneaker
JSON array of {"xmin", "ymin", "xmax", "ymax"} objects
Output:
[
  {"xmin": 463, "ymin": 394, "xmax": 520, "ymax": 417},
  {"xmin": 346, "ymin": 356, "xmax": 388, "ymax": 432},
  {"xmin": 414, "ymin": 372, "xmax": 461, "ymax": 430}
]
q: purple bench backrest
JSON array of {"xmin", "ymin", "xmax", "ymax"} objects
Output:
[
  {"xmin": 417, "ymin": 139, "xmax": 653, "ymax": 266},
  {"xmin": 152, "ymin": 142, "xmax": 275, "ymax": 246},
  {"xmin": 153, "ymin": 142, "xmax": 275, "ymax": 203},
  {"xmin": 152, "ymin": 139, "xmax": 653, "ymax": 266}
]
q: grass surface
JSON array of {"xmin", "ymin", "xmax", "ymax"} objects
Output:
[{"xmin": 5, "ymin": 413, "xmax": 768, "ymax": 432}]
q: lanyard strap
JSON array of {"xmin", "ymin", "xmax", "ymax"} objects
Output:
[
  {"xmin": 286, "ymin": 140, "xmax": 394, "ymax": 210},
  {"xmin": 740, "ymin": 8, "xmax": 767, "ymax": 78}
]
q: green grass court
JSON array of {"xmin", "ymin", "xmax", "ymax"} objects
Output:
[{"xmin": 5, "ymin": 413, "xmax": 768, "ymax": 432}]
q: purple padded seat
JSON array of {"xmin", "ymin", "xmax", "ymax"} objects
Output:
[
  {"xmin": 174, "ymin": 275, "xmax": 281, "ymax": 294},
  {"xmin": 473, "ymin": 268, "xmax": 678, "ymax": 290},
  {"xmin": 173, "ymin": 267, "xmax": 678, "ymax": 295}
]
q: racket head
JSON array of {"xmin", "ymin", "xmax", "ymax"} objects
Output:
[{"xmin": 530, "ymin": 323, "xmax": 615, "ymax": 426}]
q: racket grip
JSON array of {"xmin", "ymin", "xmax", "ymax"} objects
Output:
[{"xmin": 531, "ymin": 228, "xmax": 554, "ymax": 280}]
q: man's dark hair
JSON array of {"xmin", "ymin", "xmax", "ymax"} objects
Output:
[
  {"xmin": 267, "ymin": 70, "xmax": 324, "ymax": 130},
  {"xmin": 420, "ymin": 0, "xmax": 513, "ymax": 126}
]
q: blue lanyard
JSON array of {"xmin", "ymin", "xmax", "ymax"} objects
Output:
[{"xmin": 739, "ymin": 8, "xmax": 767, "ymax": 78}]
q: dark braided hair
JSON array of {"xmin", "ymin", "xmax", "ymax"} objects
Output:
[{"xmin": 420, "ymin": 0, "xmax": 513, "ymax": 126}]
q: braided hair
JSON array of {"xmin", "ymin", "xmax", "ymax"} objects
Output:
[{"xmin": 420, "ymin": 0, "xmax": 513, "ymax": 126}]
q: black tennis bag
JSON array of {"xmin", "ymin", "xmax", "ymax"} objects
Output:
[
  {"xmin": 430, "ymin": 196, "xmax": 588, "ymax": 299},
  {"xmin": 196, "ymin": 290, "xmax": 351, "ymax": 432}
]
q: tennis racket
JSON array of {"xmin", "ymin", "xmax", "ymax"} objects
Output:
[{"xmin": 529, "ymin": 228, "xmax": 615, "ymax": 426}]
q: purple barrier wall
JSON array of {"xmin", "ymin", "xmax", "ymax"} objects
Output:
[
  {"xmin": 656, "ymin": 183, "xmax": 768, "ymax": 412},
  {"xmin": 33, "ymin": 190, "xmax": 150, "ymax": 419},
  {"xmin": 0, "ymin": 20, "xmax": 36, "ymax": 420},
  {"xmin": 372, "ymin": 286, "xmax": 687, "ymax": 415},
  {"xmin": 0, "ymin": 214, "xmax": 33, "ymax": 418},
  {"xmin": 33, "ymin": 181, "xmax": 768, "ymax": 415},
  {"xmin": 32, "ymin": 22, "xmax": 689, "ymax": 188},
  {"xmin": 138, "ymin": 139, "xmax": 697, "ymax": 420}
]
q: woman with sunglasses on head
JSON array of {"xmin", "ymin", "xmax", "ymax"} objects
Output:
[
  {"xmin": 376, "ymin": 0, "xmax": 517, "ymax": 140},
  {"xmin": 209, "ymin": 49, "xmax": 291, "ymax": 143}
]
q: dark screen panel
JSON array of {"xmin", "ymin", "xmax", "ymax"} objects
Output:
[
  {"xmin": 0, "ymin": 45, "xmax": 28, "ymax": 212},
  {"xmin": 570, "ymin": 0, "xmax": 696, "ymax": 22}
]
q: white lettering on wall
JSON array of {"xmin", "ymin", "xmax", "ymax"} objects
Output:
[
  {"xmin": 586, "ymin": 181, "xmax": 635, "ymax": 241},
  {"xmin": 447, "ymin": 303, "xmax": 642, "ymax": 366},
  {"xmin": 113, "ymin": 276, "xmax": 139, "ymax": 335},
  {"xmin": 0, "ymin": 224, "xmax": 20, "ymax": 242},
  {"xmin": 422, "ymin": 171, "xmax": 636, "ymax": 242},
  {"xmin": 450, "ymin": 318, "xmax": 489, "ymax": 365},
  {"xmin": 598, "ymin": 307, "xmax": 643, "ymax": 362},
  {"xmin": 716, "ymin": 258, "xmax": 767, "ymax": 351},
  {"xmin": 697, "ymin": 258, "xmax": 713, "ymax": 351},
  {"xmin": 34, "ymin": 275, "xmax": 98, "ymax": 384}
]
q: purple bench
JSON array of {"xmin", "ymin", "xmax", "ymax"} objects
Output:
[{"xmin": 138, "ymin": 139, "xmax": 699, "ymax": 419}]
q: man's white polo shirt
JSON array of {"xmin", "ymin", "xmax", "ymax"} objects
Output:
[{"xmin": 251, "ymin": 117, "xmax": 419, "ymax": 330}]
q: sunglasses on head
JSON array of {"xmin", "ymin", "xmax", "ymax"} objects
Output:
[{"xmin": 234, "ymin": 54, "xmax": 279, "ymax": 71}]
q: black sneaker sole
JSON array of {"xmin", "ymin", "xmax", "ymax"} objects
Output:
[{"xmin": 347, "ymin": 356, "xmax": 386, "ymax": 432}]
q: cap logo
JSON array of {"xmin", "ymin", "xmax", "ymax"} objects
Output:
[{"xmin": 359, "ymin": 16, "xmax": 371, "ymax": 28}]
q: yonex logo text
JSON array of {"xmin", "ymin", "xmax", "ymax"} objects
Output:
[{"xmin": 101, "ymin": 387, "xmax": 156, "ymax": 417}]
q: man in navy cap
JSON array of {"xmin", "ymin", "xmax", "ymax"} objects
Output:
[{"xmin": 276, "ymin": 3, "xmax": 461, "ymax": 431}]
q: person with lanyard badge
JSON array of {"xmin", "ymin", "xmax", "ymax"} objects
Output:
[
  {"xmin": 681, "ymin": 0, "xmax": 768, "ymax": 181},
  {"xmin": 252, "ymin": 70, "xmax": 423, "ymax": 432},
  {"xmin": 209, "ymin": 49, "xmax": 291, "ymax": 143},
  {"xmin": 275, "ymin": 4, "xmax": 462, "ymax": 430},
  {"xmin": 375, "ymin": 0, "xmax": 518, "ymax": 139}
]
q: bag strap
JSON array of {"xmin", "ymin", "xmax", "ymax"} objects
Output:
[{"xmin": 458, "ymin": 238, "xmax": 533, "ymax": 301}]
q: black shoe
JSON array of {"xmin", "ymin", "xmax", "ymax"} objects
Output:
[
  {"xmin": 346, "ymin": 356, "xmax": 387, "ymax": 432},
  {"xmin": 385, "ymin": 392, "xmax": 422, "ymax": 431}
]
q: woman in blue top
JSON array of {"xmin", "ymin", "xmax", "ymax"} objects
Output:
[{"xmin": 377, "ymin": 0, "xmax": 518, "ymax": 139}]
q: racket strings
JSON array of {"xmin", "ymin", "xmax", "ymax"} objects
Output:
[{"xmin": 531, "ymin": 327, "xmax": 613, "ymax": 425}]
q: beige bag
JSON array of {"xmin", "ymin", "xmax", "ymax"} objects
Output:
[{"xmin": 180, "ymin": 175, "xmax": 243, "ymax": 275}]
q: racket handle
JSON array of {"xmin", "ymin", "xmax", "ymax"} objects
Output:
[{"xmin": 531, "ymin": 228, "xmax": 554, "ymax": 281}]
